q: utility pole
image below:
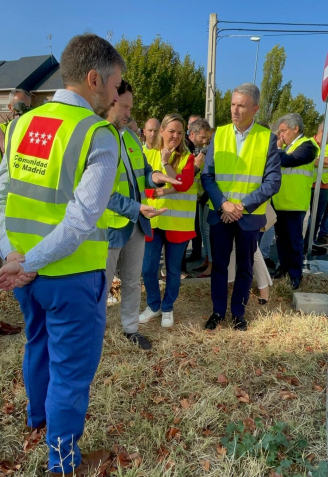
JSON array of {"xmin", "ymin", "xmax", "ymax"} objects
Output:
[{"xmin": 205, "ymin": 13, "xmax": 217, "ymax": 128}]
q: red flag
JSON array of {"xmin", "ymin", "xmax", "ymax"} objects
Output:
[{"xmin": 17, "ymin": 116, "xmax": 63, "ymax": 160}]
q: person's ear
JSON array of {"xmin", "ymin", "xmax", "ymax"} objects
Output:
[{"xmin": 86, "ymin": 70, "xmax": 102, "ymax": 91}]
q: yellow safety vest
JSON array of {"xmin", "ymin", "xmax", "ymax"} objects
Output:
[
  {"xmin": 272, "ymin": 136, "xmax": 320, "ymax": 211},
  {"xmin": 313, "ymin": 143, "xmax": 328, "ymax": 185},
  {"xmin": 0, "ymin": 122, "xmax": 9, "ymax": 162},
  {"xmin": 5, "ymin": 102, "xmax": 120, "ymax": 276},
  {"xmin": 106, "ymin": 129, "xmax": 147, "ymax": 228},
  {"xmin": 209, "ymin": 123, "xmax": 271, "ymax": 215},
  {"xmin": 145, "ymin": 149, "xmax": 197, "ymax": 231}
]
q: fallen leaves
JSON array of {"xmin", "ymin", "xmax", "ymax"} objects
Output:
[
  {"xmin": 217, "ymin": 445, "xmax": 227, "ymax": 457},
  {"xmin": 276, "ymin": 373, "xmax": 300, "ymax": 386},
  {"xmin": 2, "ymin": 402, "xmax": 15, "ymax": 415},
  {"xmin": 180, "ymin": 398, "xmax": 190, "ymax": 409},
  {"xmin": 165, "ymin": 427, "xmax": 181, "ymax": 441},
  {"xmin": 23, "ymin": 429, "xmax": 43, "ymax": 453},
  {"xmin": 107, "ymin": 422, "xmax": 125, "ymax": 435},
  {"xmin": 255, "ymin": 368, "xmax": 262, "ymax": 376},
  {"xmin": 217, "ymin": 372, "xmax": 229, "ymax": 386},
  {"xmin": 200, "ymin": 459, "xmax": 210, "ymax": 471},
  {"xmin": 235, "ymin": 387, "xmax": 250, "ymax": 403},
  {"xmin": 217, "ymin": 403, "xmax": 229, "ymax": 412},
  {"xmin": 279, "ymin": 390, "xmax": 297, "ymax": 400}
]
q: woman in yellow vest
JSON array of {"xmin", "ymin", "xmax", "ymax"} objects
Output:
[{"xmin": 139, "ymin": 113, "xmax": 197, "ymax": 328}]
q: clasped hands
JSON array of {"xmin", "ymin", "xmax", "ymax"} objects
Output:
[
  {"xmin": 221, "ymin": 201, "xmax": 244, "ymax": 223},
  {"xmin": 0, "ymin": 252, "xmax": 37, "ymax": 291}
]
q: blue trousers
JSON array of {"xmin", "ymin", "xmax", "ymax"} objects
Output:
[
  {"xmin": 318, "ymin": 196, "xmax": 328, "ymax": 238},
  {"xmin": 305, "ymin": 188, "xmax": 328, "ymax": 246},
  {"xmin": 210, "ymin": 221, "xmax": 259, "ymax": 317},
  {"xmin": 142, "ymin": 228, "xmax": 187, "ymax": 312},
  {"xmin": 274, "ymin": 210, "xmax": 305, "ymax": 278},
  {"xmin": 14, "ymin": 271, "xmax": 107, "ymax": 474}
]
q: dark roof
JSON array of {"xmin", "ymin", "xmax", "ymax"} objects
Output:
[
  {"xmin": 32, "ymin": 64, "xmax": 63, "ymax": 91},
  {"xmin": 0, "ymin": 55, "xmax": 59, "ymax": 91}
]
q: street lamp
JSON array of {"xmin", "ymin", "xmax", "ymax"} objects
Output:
[{"xmin": 250, "ymin": 36, "xmax": 261, "ymax": 84}]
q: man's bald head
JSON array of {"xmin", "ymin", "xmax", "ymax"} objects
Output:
[{"xmin": 144, "ymin": 118, "xmax": 160, "ymax": 148}]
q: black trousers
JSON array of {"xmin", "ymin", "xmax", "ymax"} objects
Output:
[
  {"xmin": 274, "ymin": 210, "xmax": 306, "ymax": 279},
  {"xmin": 210, "ymin": 221, "xmax": 259, "ymax": 317}
]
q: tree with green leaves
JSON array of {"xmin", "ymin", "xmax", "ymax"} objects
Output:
[
  {"xmin": 258, "ymin": 45, "xmax": 286, "ymax": 125},
  {"xmin": 215, "ymin": 89, "xmax": 232, "ymax": 126},
  {"xmin": 115, "ymin": 36, "xmax": 206, "ymax": 126}
]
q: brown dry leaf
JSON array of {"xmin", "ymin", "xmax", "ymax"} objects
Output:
[
  {"xmin": 217, "ymin": 373, "xmax": 229, "ymax": 386},
  {"xmin": 166, "ymin": 427, "xmax": 181, "ymax": 441},
  {"xmin": 217, "ymin": 445, "xmax": 227, "ymax": 457},
  {"xmin": 279, "ymin": 390, "xmax": 297, "ymax": 400},
  {"xmin": 172, "ymin": 351, "xmax": 188, "ymax": 358},
  {"xmin": 202, "ymin": 428, "xmax": 213, "ymax": 436},
  {"xmin": 243, "ymin": 417, "xmax": 256, "ymax": 431},
  {"xmin": 179, "ymin": 358, "xmax": 198, "ymax": 370},
  {"xmin": 157, "ymin": 446, "xmax": 170, "ymax": 463},
  {"xmin": 305, "ymin": 346, "xmax": 314, "ymax": 352},
  {"xmin": 152, "ymin": 396, "xmax": 166, "ymax": 404},
  {"xmin": 201, "ymin": 459, "xmax": 210, "ymax": 471},
  {"xmin": 107, "ymin": 422, "xmax": 125, "ymax": 435},
  {"xmin": 2, "ymin": 402, "xmax": 15, "ymax": 415},
  {"xmin": 140, "ymin": 410, "xmax": 154, "ymax": 421},
  {"xmin": 212, "ymin": 346, "xmax": 220, "ymax": 354},
  {"xmin": 259, "ymin": 404, "xmax": 270, "ymax": 417},
  {"xmin": 270, "ymin": 473, "xmax": 282, "ymax": 477},
  {"xmin": 180, "ymin": 399, "xmax": 190, "ymax": 409},
  {"xmin": 276, "ymin": 373, "xmax": 300, "ymax": 386},
  {"xmin": 23, "ymin": 429, "xmax": 42, "ymax": 452},
  {"xmin": 255, "ymin": 368, "xmax": 262, "ymax": 376},
  {"xmin": 217, "ymin": 403, "xmax": 229, "ymax": 412},
  {"xmin": 306, "ymin": 453, "xmax": 315, "ymax": 463},
  {"xmin": 165, "ymin": 460, "xmax": 175, "ymax": 470},
  {"xmin": 313, "ymin": 383, "xmax": 324, "ymax": 392},
  {"xmin": 103, "ymin": 372, "xmax": 120, "ymax": 385},
  {"xmin": 235, "ymin": 387, "xmax": 250, "ymax": 403},
  {"xmin": 173, "ymin": 417, "xmax": 181, "ymax": 424}
]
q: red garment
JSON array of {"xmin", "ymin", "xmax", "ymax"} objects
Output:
[{"xmin": 145, "ymin": 154, "xmax": 197, "ymax": 243}]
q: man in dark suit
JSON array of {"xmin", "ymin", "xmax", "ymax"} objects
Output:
[
  {"xmin": 201, "ymin": 83, "xmax": 281, "ymax": 331},
  {"xmin": 272, "ymin": 113, "xmax": 319, "ymax": 289}
]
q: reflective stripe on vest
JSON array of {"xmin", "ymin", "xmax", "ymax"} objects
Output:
[
  {"xmin": 5, "ymin": 102, "xmax": 120, "ymax": 276},
  {"xmin": 106, "ymin": 129, "xmax": 147, "ymax": 229},
  {"xmin": 272, "ymin": 136, "xmax": 320, "ymax": 211},
  {"xmin": 313, "ymin": 143, "xmax": 328, "ymax": 184},
  {"xmin": 209, "ymin": 123, "xmax": 271, "ymax": 215},
  {"xmin": 144, "ymin": 148, "xmax": 197, "ymax": 231}
]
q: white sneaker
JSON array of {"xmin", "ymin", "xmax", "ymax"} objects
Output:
[
  {"xmin": 139, "ymin": 306, "xmax": 161, "ymax": 324},
  {"xmin": 107, "ymin": 293, "xmax": 118, "ymax": 307},
  {"xmin": 161, "ymin": 311, "xmax": 174, "ymax": 328}
]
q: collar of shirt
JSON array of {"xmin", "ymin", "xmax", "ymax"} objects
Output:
[
  {"xmin": 233, "ymin": 120, "xmax": 255, "ymax": 139},
  {"xmin": 52, "ymin": 89, "xmax": 94, "ymax": 112},
  {"xmin": 286, "ymin": 133, "xmax": 303, "ymax": 151},
  {"xmin": 233, "ymin": 120, "xmax": 254, "ymax": 155}
]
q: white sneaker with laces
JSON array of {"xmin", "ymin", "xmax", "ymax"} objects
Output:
[
  {"xmin": 107, "ymin": 293, "xmax": 118, "ymax": 307},
  {"xmin": 139, "ymin": 306, "xmax": 161, "ymax": 324},
  {"xmin": 161, "ymin": 311, "xmax": 174, "ymax": 328}
]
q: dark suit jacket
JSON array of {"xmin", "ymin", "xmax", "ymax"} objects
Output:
[
  {"xmin": 201, "ymin": 126, "xmax": 281, "ymax": 231},
  {"xmin": 278, "ymin": 138, "xmax": 318, "ymax": 167}
]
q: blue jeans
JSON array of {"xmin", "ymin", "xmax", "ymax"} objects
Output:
[
  {"xmin": 142, "ymin": 228, "xmax": 187, "ymax": 312},
  {"xmin": 14, "ymin": 271, "xmax": 107, "ymax": 474},
  {"xmin": 318, "ymin": 194, "xmax": 328, "ymax": 238},
  {"xmin": 259, "ymin": 225, "xmax": 275, "ymax": 259}
]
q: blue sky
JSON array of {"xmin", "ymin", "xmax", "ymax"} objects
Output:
[{"xmin": 2, "ymin": 0, "xmax": 328, "ymax": 113}]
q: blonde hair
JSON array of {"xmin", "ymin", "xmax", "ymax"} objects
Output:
[{"xmin": 155, "ymin": 113, "xmax": 188, "ymax": 170}]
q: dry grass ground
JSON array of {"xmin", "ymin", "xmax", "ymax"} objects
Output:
[{"xmin": 0, "ymin": 276, "xmax": 328, "ymax": 476}]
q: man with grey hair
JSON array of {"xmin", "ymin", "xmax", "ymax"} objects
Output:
[
  {"xmin": 202, "ymin": 82, "xmax": 281, "ymax": 331},
  {"xmin": 0, "ymin": 33, "xmax": 125, "ymax": 475},
  {"xmin": 272, "ymin": 113, "xmax": 319, "ymax": 289}
]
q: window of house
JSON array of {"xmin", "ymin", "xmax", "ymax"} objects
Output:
[{"xmin": 0, "ymin": 97, "xmax": 9, "ymax": 112}]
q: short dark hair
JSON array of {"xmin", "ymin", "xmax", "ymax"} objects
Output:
[
  {"xmin": 188, "ymin": 118, "xmax": 211, "ymax": 134},
  {"xmin": 60, "ymin": 33, "xmax": 126, "ymax": 87},
  {"xmin": 117, "ymin": 79, "xmax": 132, "ymax": 96}
]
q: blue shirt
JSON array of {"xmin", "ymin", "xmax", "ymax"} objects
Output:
[
  {"xmin": 0, "ymin": 89, "xmax": 118, "ymax": 272},
  {"xmin": 107, "ymin": 127, "xmax": 156, "ymax": 248}
]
